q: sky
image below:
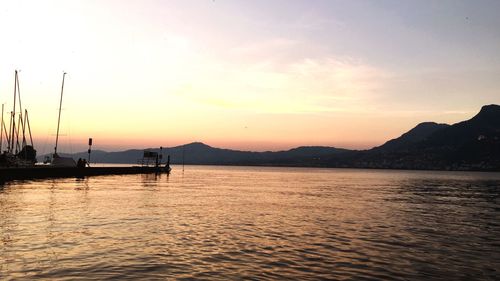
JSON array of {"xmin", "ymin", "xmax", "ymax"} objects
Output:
[{"xmin": 0, "ymin": 0, "xmax": 499, "ymax": 154}]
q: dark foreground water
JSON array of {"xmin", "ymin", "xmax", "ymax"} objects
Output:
[{"xmin": 1, "ymin": 166, "xmax": 499, "ymax": 280}]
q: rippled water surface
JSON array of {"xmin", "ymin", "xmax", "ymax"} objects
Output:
[{"xmin": 1, "ymin": 166, "xmax": 500, "ymax": 280}]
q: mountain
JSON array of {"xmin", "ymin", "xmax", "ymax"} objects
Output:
[
  {"xmin": 418, "ymin": 104, "xmax": 500, "ymax": 166},
  {"xmin": 39, "ymin": 104, "xmax": 500, "ymax": 171},
  {"xmin": 162, "ymin": 142, "xmax": 351, "ymax": 166},
  {"xmin": 40, "ymin": 142, "xmax": 350, "ymax": 166},
  {"xmin": 374, "ymin": 122, "xmax": 450, "ymax": 152},
  {"xmin": 423, "ymin": 104, "xmax": 500, "ymax": 147},
  {"xmin": 352, "ymin": 104, "xmax": 500, "ymax": 170}
]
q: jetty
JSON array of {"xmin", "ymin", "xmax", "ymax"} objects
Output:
[{"xmin": 0, "ymin": 165, "xmax": 170, "ymax": 182}]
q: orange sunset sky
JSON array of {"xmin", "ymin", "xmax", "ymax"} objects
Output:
[{"xmin": 1, "ymin": 0, "xmax": 499, "ymax": 154}]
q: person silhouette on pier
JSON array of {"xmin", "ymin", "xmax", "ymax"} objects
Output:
[{"xmin": 77, "ymin": 158, "xmax": 86, "ymax": 168}]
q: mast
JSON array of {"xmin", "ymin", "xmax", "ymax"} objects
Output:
[
  {"xmin": 10, "ymin": 70, "xmax": 17, "ymax": 153},
  {"xmin": 2, "ymin": 119, "xmax": 9, "ymax": 149},
  {"xmin": 16, "ymin": 72, "xmax": 26, "ymax": 148},
  {"xmin": 25, "ymin": 110, "xmax": 34, "ymax": 147},
  {"xmin": 0, "ymin": 104, "xmax": 3, "ymax": 152},
  {"xmin": 7, "ymin": 111, "xmax": 12, "ymax": 153},
  {"xmin": 54, "ymin": 72, "xmax": 66, "ymax": 156},
  {"xmin": 22, "ymin": 110, "xmax": 28, "ymax": 147}
]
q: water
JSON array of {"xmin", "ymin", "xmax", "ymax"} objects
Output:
[{"xmin": 1, "ymin": 166, "xmax": 499, "ymax": 280}]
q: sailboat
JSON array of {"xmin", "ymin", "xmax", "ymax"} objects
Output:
[
  {"xmin": 0, "ymin": 70, "xmax": 37, "ymax": 167},
  {"xmin": 0, "ymin": 71, "xmax": 172, "ymax": 182},
  {"xmin": 50, "ymin": 72, "xmax": 77, "ymax": 167}
]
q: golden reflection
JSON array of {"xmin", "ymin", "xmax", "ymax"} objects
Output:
[
  {"xmin": 0, "ymin": 168, "xmax": 499, "ymax": 279},
  {"xmin": 44, "ymin": 181, "xmax": 58, "ymax": 263},
  {"xmin": 141, "ymin": 173, "xmax": 160, "ymax": 189}
]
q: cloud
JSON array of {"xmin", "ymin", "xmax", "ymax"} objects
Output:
[
  {"xmin": 229, "ymin": 38, "xmax": 299, "ymax": 57},
  {"xmin": 174, "ymin": 55, "xmax": 389, "ymax": 114}
]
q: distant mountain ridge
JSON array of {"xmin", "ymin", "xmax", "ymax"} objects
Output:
[
  {"xmin": 40, "ymin": 104, "xmax": 500, "ymax": 171},
  {"xmin": 44, "ymin": 142, "xmax": 350, "ymax": 166}
]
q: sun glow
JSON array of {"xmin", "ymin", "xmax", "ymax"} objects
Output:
[{"xmin": 1, "ymin": 0, "xmax": 498, "ymax": 153}]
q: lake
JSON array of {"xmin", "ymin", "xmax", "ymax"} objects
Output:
[{"xmin": 1, "ymin": 166, "xmax": 499, "ymax": 280}]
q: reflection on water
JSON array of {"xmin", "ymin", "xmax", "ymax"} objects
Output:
[{"xmin": 1, "ymin": 166, "xmax": 499, "ymax": 280}]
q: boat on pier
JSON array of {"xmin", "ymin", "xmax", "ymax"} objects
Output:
[{"xmin": 0, "ymin": 71, "xmax": 172, "ymax": 182}]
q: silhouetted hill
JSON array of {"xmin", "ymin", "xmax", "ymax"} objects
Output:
[
  {"xmin": 353, "ymin": 104, "xmax": 500, "ymax": 170},
  {"xmin": 160, "ymin": 143, "xmax": 351, "ymax": 165},
  {"xmin": 418, "ymin": 104, "xmax": 500, "ymax": 166},
  {"xmin": 374, "ymin": 122, "xmax": 450, "ymax": 152},
  {"xmin": 424, "ymin": 104, "xmax": 500, "ymax": 147},
  {"xmin": 40, "ymin": 142, "xmax": 350, "ymax": 166}
]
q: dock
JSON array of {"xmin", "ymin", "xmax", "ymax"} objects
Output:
[{"xmin": 0, "ymin": 166, "xmax": 170, "ymax": 182}]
